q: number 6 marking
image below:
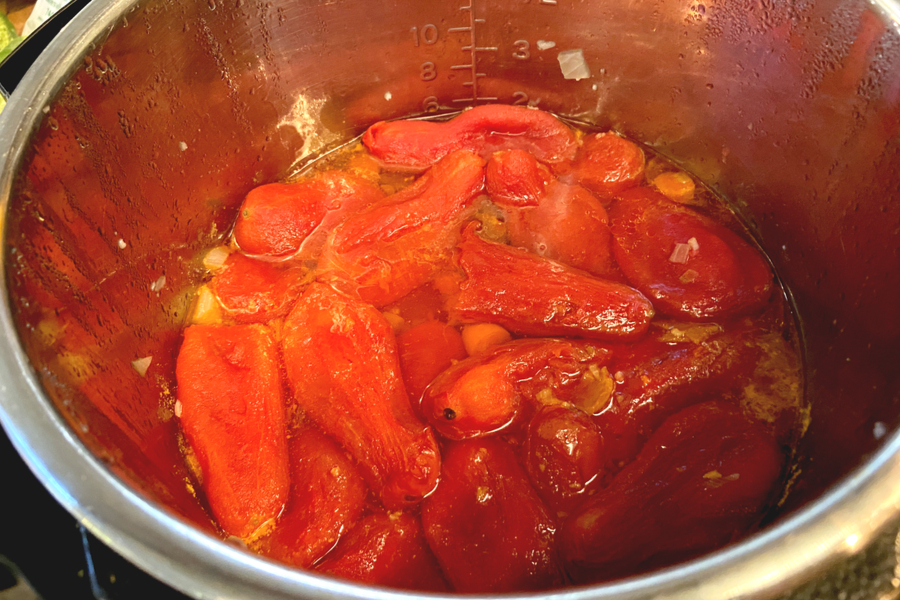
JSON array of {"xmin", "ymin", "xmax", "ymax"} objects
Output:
[{"xmin": 422, "ymin": 96, "xmax": 440, "ymax": 112}]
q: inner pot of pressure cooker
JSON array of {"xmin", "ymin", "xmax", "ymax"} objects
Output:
[{"xmin": 4, "ymin": 0, "xmax": 900, "ymax": 593}]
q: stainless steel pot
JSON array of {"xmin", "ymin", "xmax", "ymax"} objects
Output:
[{"xmin": 2, "ymin": 0, "xmax": 900, "ymax": 597}]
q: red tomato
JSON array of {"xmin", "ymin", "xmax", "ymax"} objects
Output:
[
  {"xmin": 211, "ymin": 253, "xmax": 308, "ymax": 323},
  {"xmin": 485, "ymin": 149, "xmax": 551, "ymax": 207},
  {"xmin": 176, "ymin": 324, "xmax": 289, "ymax": 538},
  {"xmin": 281, "ymin": 283, "xmax": 441, "ymax": 509},
  {"xmin": 233, "ymin": 171, "xmax": 383, "ymax": 258},
  {"xmin": 421, "ymin": 338, "xmax": 611, "ymax": 440},
  {"xmin": 448, "ymin": 224, "xmax": 654, "ymax": 340},
  {"xmin": 486, "ymin": 150, "xmax": 616, "ymax": 277},
  {"xmin": 318, "ymin": 150, "xmax": 485, "ymax": 307},
  {"xmin": 421, "ymin": 438, "xmax": 564, "ymax": 592},
  {"xmin": 363, "ymin": 105, "xmax": 577, "ymax": 170},
  {"xmin": 396, "ymin": 320, "xmax": 468, "ymax": 403},
  {"xmin": 258, "ymin": 426, "xmax": 367, "ymax": 569},
  {"xmin": 316, "ymin": 513, "xmax": 448, "ymax": 592},
  {"xmin": 610, "ymin": 187, "xmax": 773, "ymax": 320},
  {"xmin": 594, "ymin": 323, "xmax": 763, "ymax": 467},
  {"xmin": 509, "ymin": 183, "xmax": 615, "ymax": 277},
  {"xmin": 525, "ymin": 404, "xmax": 607, "ymax": 516},
  {"xmin": 557, "ymin": 132, "xmax": 645, "ymax": 198},
  {"xmin": 293, "ymin": 171, "xmax": 386, "ymax": 260},
  {"xmin": 561, "ymin": 401, "xmax": 783, "ymax": 583}
]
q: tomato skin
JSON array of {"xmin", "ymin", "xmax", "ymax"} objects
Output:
[
  {"xmin": 557, "ymin": 132, "xmax": 645, "ymax": 198},
  {"xmin": 421, "ymin": 438, "xmax": 564, "ymax": 592},
  {"xmin": 258, "ymin": 426, "xmax": 367, "ymax": 568},
  {"xmin": 486, "ymin": 150, "xmax": 616, "ymax": 278},
  {"xmin": 485, "ymin": 149, "xmax": 551, "ymax": 207},
  {"xmin": 316, "ymin": 513, "xmax": 449, "ymax": 592},
  {"xmin": 363, "ymin": 105, "xmax": 577, "ymax": 170},
  {"xmin": 610, "ymin": 187, "xmax": 773, "ymax": 320},
  {"xmin": 176, "ymin": 324, "xmax": 289, "ymax": 538},
  {"xmin": 509, "ymin": 183, "xmax": 615, "ymax": 278},
  {"xmin": 318, "ymin": 150, "xmax": 485, "ymax": 307},
  {"xmin": 233, "ymin": 171, "xmax": 383, "ymax": 258},
  {"xmin": 525, "ymin": 404, "xmax": 607, "ymax": 516},
  {"xmin": 597, "ymin": 324, "xmax": 762, "ymax": 466},
  {"xmin": 211, "ymin": 253, "xmax": 308, "ymax": 323},
  {"xmin": 233, "ymin": 182, "xmax": 324, "ymax": 257},
  {"xmin": 293, "ymin": 171, "xmax": 386, "ymax": 260},
  {"xmin": 396, "ymin": 320, "xmax": 468, "ymax": 403},
  {"xmin": 421, "ymin": 338, "xmax": 611, "ymax": 440},
  {"xmin": 281, "ymin": 283, "xmax": 441, "ymax": 509},
  {"xmin": 560, "ymin": 401, "xmax": 783, "ymax": 583},
  {"xmin": 448, "ymin": 225, "xmax": 654, "ymax": 340}
]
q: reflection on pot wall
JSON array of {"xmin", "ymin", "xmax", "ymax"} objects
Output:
[{"xmin": 4, "ymin": 0, "xmax": 900, "ymax": 558}]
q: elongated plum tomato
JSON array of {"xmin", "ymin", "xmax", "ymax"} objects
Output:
[
  {"xmin": 316, "ymin": 513, "xmax": 448, "ymax": 592},
  {"xmin": 210, "ymin": 253, "xmax": 308, "ymax": 323},
  {"xmin": 175, "ymin": 324, "xmax": 289, "ymax": 539},
  {"xmin": 610, "ymin": 187, "xmax": 773, "ymax": 320},
  {"xmin": 256, "ymin": 426, "xmax": 367, "ymax": 569},
  {"xmin": 281, "ymin": 283, "xmax": 441, "ymax": 509},
  {"xmin": 560, "ymin": 401, "xmax": 783, "ymax": 583},
  {"xmin": 448, "ymin": 224, "xmax": 654, "ymax": 340},
  {"xmin": 363, "ymin": 104, "xmax": 577, "ymax": 170},
  {"xmin": 487, "ymin": 149, "xmax": 616, "ymax": 278},
  {"xmin": 421, "ymin": 438, "xmax": 564, "ymax": 592},
  {"xmin": 233, "ymin": 171, "xmax": 383, "ymax": 258},
  {"xmin": 317, "ymin": 149, "xmax": 485, "ymax": 307},
  {"xmin": 596, "ymin": 321, "xmax": 763, "ymax": 466}
]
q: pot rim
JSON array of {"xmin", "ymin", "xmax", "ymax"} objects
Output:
[{"xmin": 2, "ymin": 0, "xmax": 900, "ymax": 598}]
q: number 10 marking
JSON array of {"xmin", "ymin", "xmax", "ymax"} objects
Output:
[{"xmin": 411, "ymin": 24, "xmax": 439, "ymax": 47}]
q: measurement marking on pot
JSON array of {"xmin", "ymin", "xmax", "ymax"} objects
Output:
[{"xmin": 450, "ymin": 0, "xmax": 498, "ymax": 105}]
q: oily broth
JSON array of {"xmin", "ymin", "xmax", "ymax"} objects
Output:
[{"xmin": 174, "ymin": 116, "xmax": 807, "ymax": 587}]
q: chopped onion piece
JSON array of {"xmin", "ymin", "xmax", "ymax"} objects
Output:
[
  {"xmin": 203, "ymin": 246, "xmax": 231, "ymax": 271},
  {"xmin": 132, "ymin": 356, "xmax": 152, "ymax": 377},
  {"xmin": 669, "ymin": 243, "xmax": 691, "ymax": 264},
  {"xmin": 575, "ymin": 366, "xmax": 614, "ymax": 415},
  {"xmin": 174, "ymin": 400, "xmax": 183, "ymax": 418},
  {"xmin": 382, "ymin": 311, "xmax": 405, "ymax": 334},
  {"xmin": 558, "ymin": 49, "xmax": 591, "ymax": 81},
  {"xmin": 151, "ymin": 275, "xmax": 166, "ymax": 292},
  {"xmin": 191, "ymin": 285, "xmax": 223, "ymax": 325},
  {"xmin": 687, "ymin": 237, "xmax": 700, "ymax": 251}
]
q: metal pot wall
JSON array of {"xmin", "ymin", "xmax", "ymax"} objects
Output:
[{"xmin": 1, "ymin": 0, "xmax": 900, "ymax": 597}]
